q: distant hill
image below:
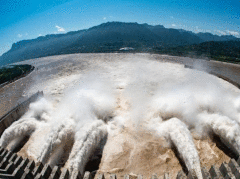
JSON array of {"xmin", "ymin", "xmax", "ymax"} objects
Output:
[
  {"xmin": 196, "ymin": 32, "xmax": 237, "ymax": 42},
  {"xmin": 0, "ymin": 22, "xmax": 239, "ymax": 66},
  {"xmin": 154, "ymin": 40, "xmax": 240, "ymax": 63}
]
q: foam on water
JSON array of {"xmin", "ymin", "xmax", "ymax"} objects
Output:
[{"xmin": 1, "ymin": 56, "xmax": 240, "ymax": 178}]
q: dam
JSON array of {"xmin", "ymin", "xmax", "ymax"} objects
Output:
[{"xmin": 1, "ymin": 53, "xmax": 240, "ymax": 179}]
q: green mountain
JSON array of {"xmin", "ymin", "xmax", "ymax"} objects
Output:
[
  {"xmin": 154, "ymin": 40, "xmax": 240, "ymax": 63},
  {"xmin": 0, "ymin": 22, "xmax": 239, "ymax": 66}
]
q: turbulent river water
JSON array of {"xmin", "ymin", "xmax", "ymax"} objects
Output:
[{"xmin": 1, "ymin": 53, "xmax": 240, "ymax": 178}]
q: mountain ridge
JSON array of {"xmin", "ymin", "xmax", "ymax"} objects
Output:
[{"xmin": 1, "ymin": 21, "xmax": 239, "ymax": 66}]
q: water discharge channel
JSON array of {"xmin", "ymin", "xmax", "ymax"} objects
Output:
[{"xmin": 1, "ymin": 53, "xmax": 240, "ymax": 178}]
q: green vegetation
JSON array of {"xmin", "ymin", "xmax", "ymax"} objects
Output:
[
  {"xmin": 153, "ymin": 41, "xmax": 240, "ymax": 64},
  {"xmin": 0, "ymin": 65, "xmax": 34, "ymax": 85}
]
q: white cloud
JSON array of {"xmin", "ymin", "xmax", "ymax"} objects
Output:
[
  {"xmin": 215, "ymin": 30, "xmax": 239, "ymax": 36},
  {"xmin": 205, "ymin": 30, "xmax": 212, "ymax": 33},
  {"xmin": 103, "ymin": 17, "xmax": 107, "ymax": 20},
  {"xmin": 197, "ymin": 29, "xmax": 212, "ymax": 33},
  {"xmin": 39, "ymin": 34, "xmax": 42, "ymax": 36},
  {"xmin": 172, "ymin": 24, "xmax": 176, "ymax": 27},
  {"xmin": 216, "ymin": 30, "xmax": 227, "ymax": 35},
  {"xmin": 226, "ymin": 30, "xmax": 239, "ymax": 36},
  {"xmin": 55, "ymin": 25, "xmax": 65, "ymax": 32},
  {"xmin": 18, "ymin": 34, "xmax": 23, "ymax": 38}
]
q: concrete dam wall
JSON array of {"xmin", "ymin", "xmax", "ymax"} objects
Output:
[
  {"xmin": 0, "ymin": 91, "xmax": 43, "ymax": 136},
  {"xmin": 0, "ymin": 146, "xmax": 240, "ymax": 178}
]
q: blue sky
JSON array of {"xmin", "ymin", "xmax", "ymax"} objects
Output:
[{"xmin": 0, "ymin": 0, "xmax": 239, "ymax": 55}]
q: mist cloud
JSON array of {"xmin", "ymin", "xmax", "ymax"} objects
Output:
[{"xmin": 56, "ymin": 25, "xmax": 65, "ymax": 32}]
